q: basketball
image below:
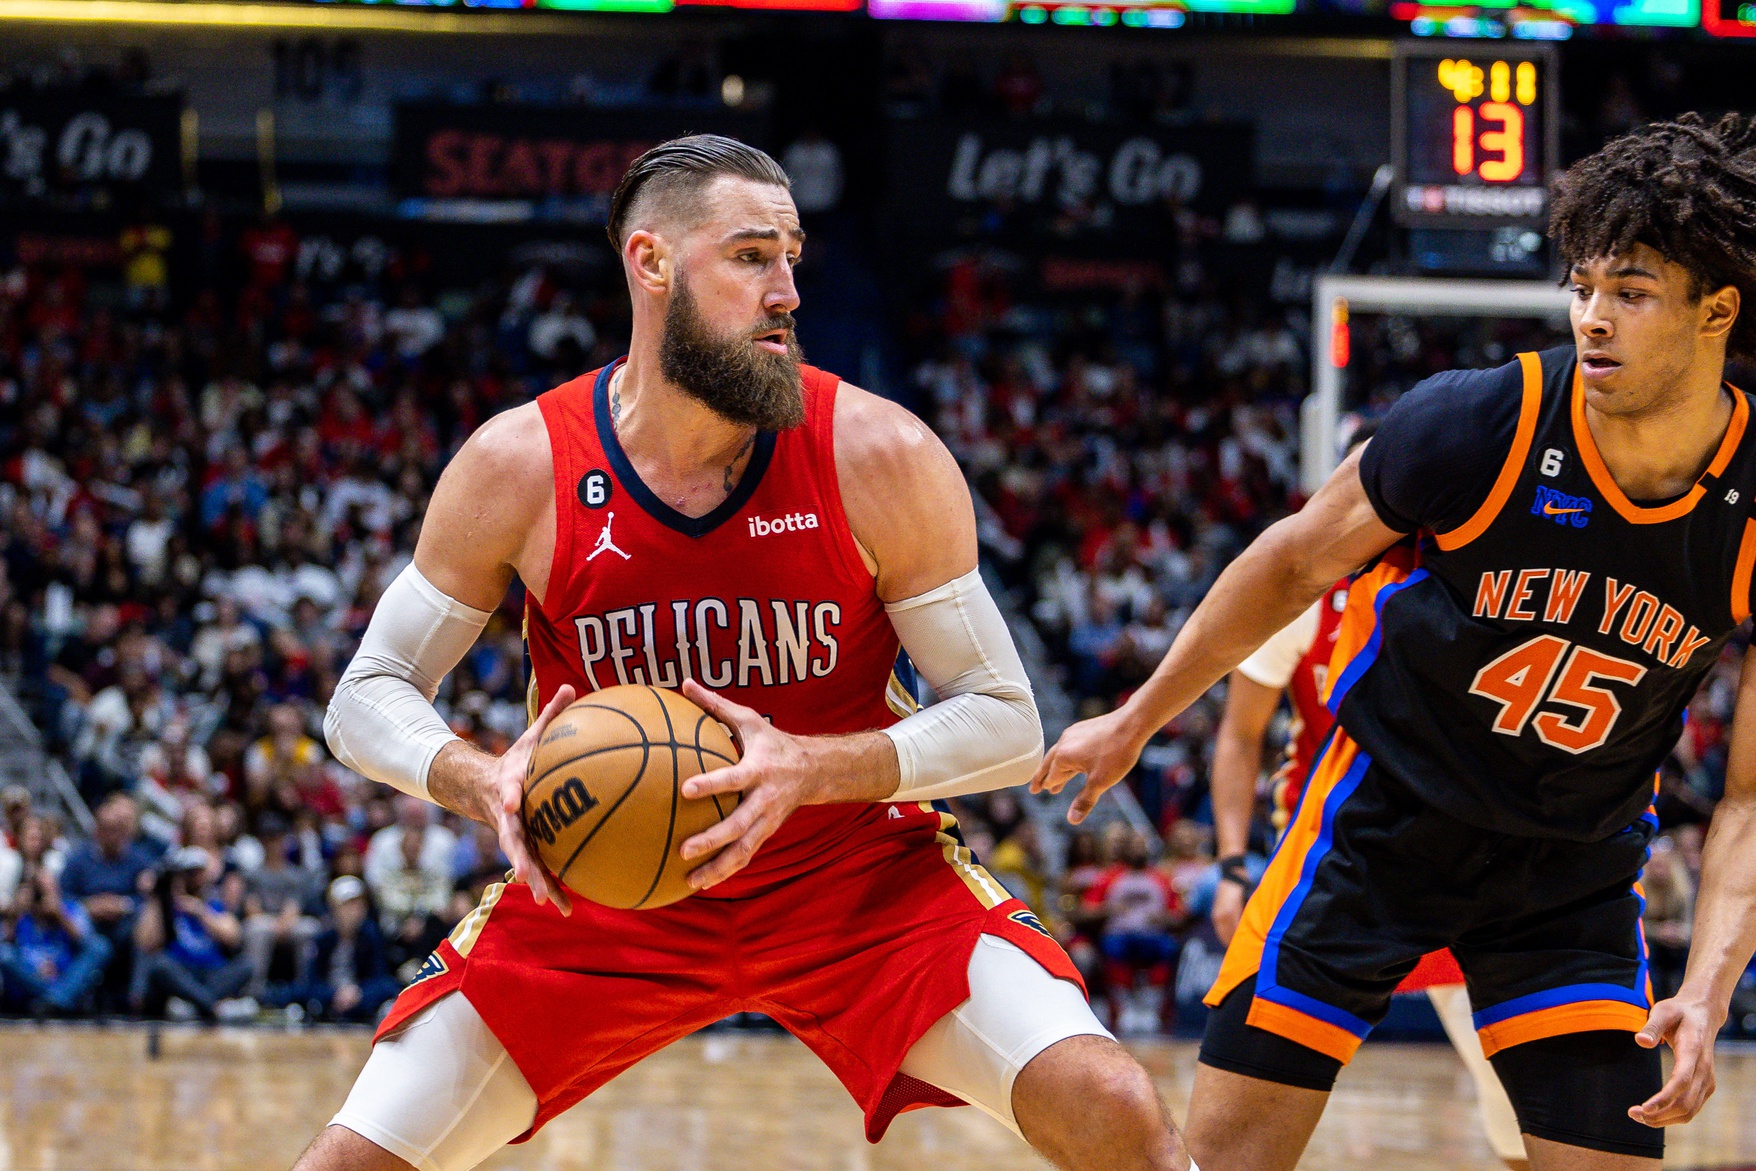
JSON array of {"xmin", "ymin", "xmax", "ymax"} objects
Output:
[{"xmin": 522, "ymin": 685, "xmax": 741, "ymax": 910}]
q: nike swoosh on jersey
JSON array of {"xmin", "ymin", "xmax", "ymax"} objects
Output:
[{"xmin": 1543, "ymin": 502, "xmax": 1586, "ymax": 515}]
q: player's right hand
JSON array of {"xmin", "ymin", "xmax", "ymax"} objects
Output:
[
  {"xmin": 492, "ymin": 684, "xmax": 576, "ymax": 916},
  {"xmin": 1630, "ymin": 992, "xmax": 1722, "ymax": 1126},
  {"xmin": 1029, "ymin": 707, "xmax": 1152, "ymax": 824},
  {"xmin": 1210, "ymin": 875, "xmax": 1244, "ymax": 945}
]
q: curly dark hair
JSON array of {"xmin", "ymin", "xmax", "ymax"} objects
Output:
[{"xmin": 1550, "ymin": 112, "xmax": 1756, "ymax": 361}]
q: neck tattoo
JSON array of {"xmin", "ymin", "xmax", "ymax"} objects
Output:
[
  {"xmin": 610, "ymin": 383, "xmax": 622, "ymax": 430},
  {"xmin": 724, "ymin": 433, "xmax": 755, "ymax": 495}
]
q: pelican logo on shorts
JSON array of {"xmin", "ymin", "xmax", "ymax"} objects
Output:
[
  {"xmin": 406, "ymin": 950, "xmax": 450, "ymax": 988},
  {"xmin": 528, "ymin": 776, "xmax": 600, "ymax": 847},
  {"xmin": 747, "ymin": 511, "xmax": 819, "ymax": 538},
  {"xmin": 1008, "ymin": 908, "xmax": 1052, "ymax": 939},
  {"xmin": 1531, "ymin": 485, "xmax": 1592, "ymax": 529}
]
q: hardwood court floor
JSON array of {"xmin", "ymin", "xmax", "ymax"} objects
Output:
[{"xmin": 3, "ymin": 1025, "xmax": 1755, "ymax": 1170}]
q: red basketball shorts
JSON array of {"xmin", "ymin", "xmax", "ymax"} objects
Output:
[{"xmin": 376, "ymin": 801, "xmax": 1082, "ymax": 1143}]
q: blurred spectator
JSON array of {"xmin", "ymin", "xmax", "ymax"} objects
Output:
[
  {"xmin": 245, "ymin": 705, "xmax": 325, "ymax": 801},
  {"xmin": 0, "ymin": 866, "xmax": 112, "ymax": 1015},
  {"xmin": 986, "ymin": 815, "xmax": 1048, "ymax": 914},
  {"xmin": 267, "ymin": 875, "xmax": 397, "ymax": 1024},
  {"xmin": 242, "ymin": 815, "xmax": 320, "ymax": 995},
  {"xmin": 2, "ymin": 785, "xmax": 34, "ymax": 847},
  {"xmin": 129, "ymin": 847, "xmax": 255, "ymax": 1021},
  {"xmin": 1160, "ymin": 818, "xmax": 1212, "ymax": 903},
  {"xmin": 372, "ymin": 822, "xmax": 453, "ymax": 982},
  {"xmin": 1644, "ymin": 832, "xmax": 1696, "ymax": 1002},
  {"xmin": 382, "ymin": 288, "xmax": 446, "ymax": 360},
  {"xmin": 1085, "ymin": 830, "xmax": 1183, "ymax": 1034},
  {"xmin": 137, "ymin": 717, "xmax": 221, "ymax": 841},
  {"xmin": 365, "ymin": 796, "xmax": 457, "ymax": 894},
  {"xmin": 527, "ymin": 291, "xmax": 596, "ymax": 365},
  {"xmin": 189, "ymin": 597, "xmax": 261, "ymax": 692},
  {"xmin": 15, "ymin": 815, "xmax": 65, "ymax": 880},
  {"xmin": 216, "ymin": 801, "xmax": 264, "ymax": 873},
  {"xmin": 60, "ymin": 793, "xmax": 157, "ymax": 1003}
]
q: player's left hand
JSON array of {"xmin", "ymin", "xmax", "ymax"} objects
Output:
[
  {"xmin": 1629, "ymin": 993, "xmax": 1722, "ymax": 1127},
  {"xmin": 677, "ymin": 680, "xmax": 823, "ymax": 891}
]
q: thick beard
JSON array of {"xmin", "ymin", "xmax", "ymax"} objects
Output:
[{"xmin": 658, "ymin": 277, "xmax": 806, "ymax": 431}]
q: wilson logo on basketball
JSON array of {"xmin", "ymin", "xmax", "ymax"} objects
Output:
[
  {"xmin": 527, "ymin": 776, "xmax": 601, "ymax": 847},
  {"xmin": 747, "ymin": 511, "xmax": 819, "ymax": 537}
]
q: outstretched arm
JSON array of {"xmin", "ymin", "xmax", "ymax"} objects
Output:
[
  {"xmin": 1032, "ymin": 448, "xmax": 1401, "ymax": 823},
  {"xmin": 1630, "ymin": 648, "xmax": 1756, "ymax": 1127}
]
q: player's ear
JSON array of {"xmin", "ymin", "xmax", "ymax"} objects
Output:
[
  {"xmin": 1701, "ymin": 282, "xmax": 1740, "ymax": 341},
  {"xmin": 626, "ymin": 229, "xmax": 670, "ymax": 297}
]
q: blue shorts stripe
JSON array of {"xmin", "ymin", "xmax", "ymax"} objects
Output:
[
  {"xmin": 1325, "ymin": 568, "xmax": 1429, "ymax": 715},
  {"xmin": 1471, "ymin": 982, "xmax": 1651, "ymax": 1030},
  {"xmin": 1256, "ymin": 983, "xmax": 1374, "ymax": 1039},
  {"xmin": 1258, "ymin": 745, "xmax": 1372, "ymax": 1018}
]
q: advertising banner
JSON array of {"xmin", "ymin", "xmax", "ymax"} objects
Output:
[{"xmin": 0, "ymin": 92, "xmax": 184, "ymax": 202}]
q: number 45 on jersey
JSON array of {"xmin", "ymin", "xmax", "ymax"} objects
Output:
[{"xmin": 1469, "ymin": 635, "xmax": 1645, "ymax": 755}]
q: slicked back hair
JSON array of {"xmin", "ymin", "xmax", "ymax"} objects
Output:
[
  {"xmin": 1551, "ymin": 112, "xmax": 1756, "ymax": 361},
  {"xmin": 606, "ymin": 134, "xmax": 791, "ymax": 251}
]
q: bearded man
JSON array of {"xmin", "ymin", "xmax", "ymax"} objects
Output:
[{"xmin": 300, "ymin": 136, "xmax": 1196, "ymax": 1171}]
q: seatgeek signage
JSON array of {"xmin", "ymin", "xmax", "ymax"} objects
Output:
[{"xmin": 393, "ymin": 104, "xmax": 767, "ymax": 221}]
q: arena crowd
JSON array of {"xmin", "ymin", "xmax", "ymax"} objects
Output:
[{"xmin": 0, "ymin": 199, "xmax": 1740, "ymax": 1036}]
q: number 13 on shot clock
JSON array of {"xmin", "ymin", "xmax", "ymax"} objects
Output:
[{"xmin": 1392, "ymin": 43, "xmax": 1558, "ymax": 230}]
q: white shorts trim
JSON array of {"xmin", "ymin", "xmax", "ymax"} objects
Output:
[
  {"xmin": 330, "ymin": 993, "xmax": 537, "ymax": 1171},
  {"xmin": 898, "ymin": 933, "xmax": 1114, "ymax": 1138}
]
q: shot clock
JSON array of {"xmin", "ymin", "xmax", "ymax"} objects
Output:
[{"xmin": 1392, "ymin": 43, "xmax": 1559, "ymax": 231}]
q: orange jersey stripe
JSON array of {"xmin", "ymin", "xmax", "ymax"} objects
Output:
[
  {"xmin": 1319, "ymin": 549, "xmax": 1419, "ymax": 711},
  {"xmin": 1733, "ymin": 518, "xmax": 1756, "ymax": 624},
  {"xmin": 1573, "ymin": 364, "xmax": 1750, "ymax": 526},
  {"xmin": 1433, "ymin": 350, "xmax": 1544, "ymax": 552}
]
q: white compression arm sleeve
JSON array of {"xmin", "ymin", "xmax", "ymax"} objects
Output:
[
  {"xmin": 323, "ymin": 564, "xmax": 490, "ymax": 801},
  {"xmin": 882, "ymin": 567, "xmax": 1043, "ymax": 803}
]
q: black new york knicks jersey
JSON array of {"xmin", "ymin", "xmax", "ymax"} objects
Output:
[{"xmin": 1333, "ymin": 347, "xmax": 1756, "ymax": 841}]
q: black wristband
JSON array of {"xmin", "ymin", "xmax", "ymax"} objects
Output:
[{"xmin": 1218, "ymin": 854, "xmax": 1252, "ymax": 888}]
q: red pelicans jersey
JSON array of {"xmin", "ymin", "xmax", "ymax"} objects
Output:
[
  {"xmin": 375, "ymin": 358, "xmax": 1083, "ymax": 1145},
  {"xmin": 525, "ymin": 358, "xmax": 915, "ymax": 893}
]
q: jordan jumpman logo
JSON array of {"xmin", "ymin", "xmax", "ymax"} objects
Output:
[{"xmin": 588, "ymin": 512, "xmax": 631, "ymax": 561}]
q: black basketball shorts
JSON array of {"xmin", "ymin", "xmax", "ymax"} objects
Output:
[{"xmin": 1198, "ymin": 728, "xmax": 1662, "ymax": 1154}]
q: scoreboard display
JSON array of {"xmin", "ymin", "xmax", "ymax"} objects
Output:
[{"xmin": 1392, "ymin": 44, "xmax": 1558, "ymax": 230}]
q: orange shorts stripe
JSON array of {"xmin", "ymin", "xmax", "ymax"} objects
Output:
[
  {"xmin": 1205, "ymin": 732, "xmax": 1360, "ymax": 1009},
  {"xmin": 1246, "ymin": 998, "xmax": 1366, "ymax": 1065},
  {"xmin": 1477, "ymin": 1000, "xmax": 1650, "ymax": 1059}
]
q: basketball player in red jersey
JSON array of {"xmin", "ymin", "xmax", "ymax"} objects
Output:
[
  {"xmin": 298, "ymin": 137, "xmax": 1192, "ymax": 1171},
  {"xmin": 1211, "ymin": 574, "xmax": 1528, "ymax": 1169}
]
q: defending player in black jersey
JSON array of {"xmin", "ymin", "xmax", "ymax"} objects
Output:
[{"xmin": 1035, "ymin": 113, "xmax": 1756, "ymax": 1170}]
